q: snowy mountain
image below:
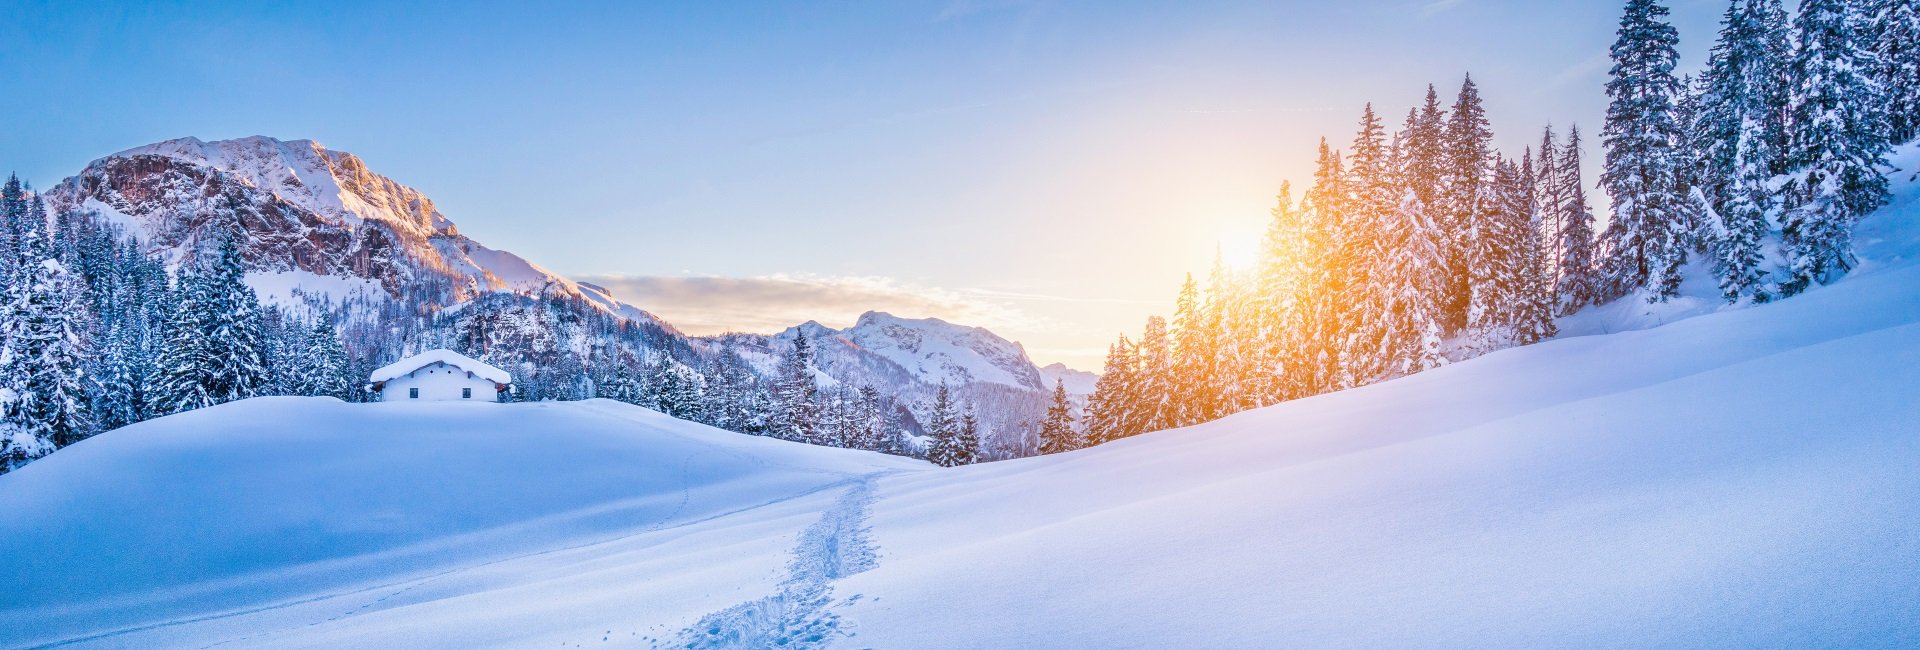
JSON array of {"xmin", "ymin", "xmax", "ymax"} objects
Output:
[
  {"xmin": 41, "ymin": 135, "xmax": 1089, "ymax": 431},
  {"xmin": 705, "ymin": 311, "xmax": 1058, "ymax": 443},
  {"xmin": 726, "ymin": 311, "xmax": 1046, "ymax": 393},
  {"xmin": 6, "ymin": 174, "xmax": 1918, "ymax": 645},
  {"xmin": 1039, "ymin": 362, "xmax": 1098, "ymax": 396},
  {"xmin": 43, "ymin": 136, "xmax": 665, "ymax": 326}
]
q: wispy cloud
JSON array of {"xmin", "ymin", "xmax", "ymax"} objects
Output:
[
  {"xmin": 573, "ymin": 273, "xmax": 1043, "ymax": 335},
  {"xmin": 1548, "ymin": 51, "xmax": 1613, "ymax": 89},
  {"xmin": 1420, "ymin": 0, "xmax": 1466, "ymax": 17}
]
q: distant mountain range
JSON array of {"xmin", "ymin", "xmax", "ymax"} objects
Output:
[{"xmin": 44, "ymin": 135, "xmax": 1090, "ymax": 437}]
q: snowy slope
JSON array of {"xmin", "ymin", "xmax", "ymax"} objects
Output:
[{"xmin": 0, "ymin": 398, "xmax": 921, "ymax": 649}]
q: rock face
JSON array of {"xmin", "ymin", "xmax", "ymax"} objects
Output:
[{"xmin": 43, "ymin": 136, "xmax": 611, "ymax": 308}]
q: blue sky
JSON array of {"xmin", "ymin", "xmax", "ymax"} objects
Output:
[{"xmin": 0, "ymin": 0, "xmax": 1729, "ymax": 368}]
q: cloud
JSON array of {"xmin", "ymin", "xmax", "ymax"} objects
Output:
[
  {"xmin": 572, "ymin": 273, "xmax": 1042, "ymax": 336},
  {"xmin": 1548, "ymin": 52, "xmax": 1614, "ymax": 89},
  {"xmin": 1420, "ymin": 0, "xmax": 1465, "ymax": 17}
]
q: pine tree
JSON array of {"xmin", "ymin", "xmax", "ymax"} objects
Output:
[
  {"xmin": 1468, "ymin": 158, "xmax": 1550, "ymax": 348},
  {"xmin": 1132, "ymin": 315, "xmax": 1176, "ymax": 433},
  {"xmin": 0, "ymin": 175, "xmax": 28, "ymax": 277},
  {"xmin": 1695, "ymin": 0, "xmax": 1792, "ymax": 301},
  {"xmin": 1250, "ymin": 183, "xmax": 1309, "ymax": 406},
  {"xmin": 1872, "ymin": 0, "xmax": 1920, "ymax": 144},
  {"xmin": 1364, "ymin": 114, "xmax": 1449, "ymax": 378},
  {"xmin": 1337, "ymin": 103, "xmax": 1399, "ymax": 385},
  {"xmin": 924, "ymin": 382, "xmax": 963, "ymax": 467},
  {"xmin": 1082, "ymin": 336, "xmax": 1136, "ymax": 445},
  {"xmin": 1601, "ymin": 0, "xmax": 1691, "ymax": 301},
  {"xmin": 954, "ymin": 404, "xmax": 982, "ymax": 466},
  {"xmin": 1556, "ymin": 125, "xmax": 1602, "ymax": 313},
  {"xmin": 1038, "ymin": 379, "xmax": 1078, "ymax": 454},
  {"xmin": 1168, "ymin": 273, "xmax": 1215, "ymax": 425},
  {"xmin": 770, "ymin": 331, "xmax": 820, "ymax": 441},
  {"xmin": 0, "ymin": 224, "xmax": 96, "ymax": 450},
  {"xmin": 854, "ymin": 385, "xmax": 888, "ymax": 451},
  {"xmin": 1777, "ymin": 0, "xmax": 1893, "ymax": 295},
  {"xmin": 150, "ymin": 231, "xmax": 271, "ymax": 414},
  {"xmin": 93, "ymin": 322, "xmax": 149, "ymax": 431},
  {"xmin": 303, "ymin": 319, "xmax": 354, "ymax": 399},
  {"xmin": 1441, "ymin": 75, "xmax": 1495, "ymax": 333}
]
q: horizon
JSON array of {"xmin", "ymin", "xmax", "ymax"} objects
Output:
[{"xmin": 0, "ymin": 0, "xmax": 1734, "ymax": 369}]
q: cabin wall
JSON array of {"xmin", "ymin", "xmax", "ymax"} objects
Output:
[{"xmin": 378, "ymin": 361, "xmax": 502, "ymax": 402}]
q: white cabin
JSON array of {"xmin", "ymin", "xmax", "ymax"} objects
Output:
[{"xmin": 370, "ymin": 349, "xmax": 511, "ymax": 402}]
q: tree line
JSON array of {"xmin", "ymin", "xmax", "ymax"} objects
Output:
[
  {"xmin": 1061, "ymin": 0, "xmax": 1915, "ymax": 453},
  {"xmin": 0, "ymin": 181, "xmax": 358, "ymax": 471}
]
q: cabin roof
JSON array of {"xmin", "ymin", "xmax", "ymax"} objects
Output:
[{"xmin": 369, "ymin": 349, "xmax": 512, "ymax": 385}]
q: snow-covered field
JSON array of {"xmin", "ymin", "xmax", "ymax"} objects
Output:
[{"xmin": 6, "ymin": 160, "xmax": 1920, "ymax": 649}]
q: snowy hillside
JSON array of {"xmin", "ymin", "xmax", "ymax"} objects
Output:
[
  {"xmin": 0, "ymin": 398, "xmax": 922, "ymax": 648},
  {"xmin": 4, "ymin": 162, "xmax": 1917, "ymax": 647}
]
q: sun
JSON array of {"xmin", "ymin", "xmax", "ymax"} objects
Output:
[{"xmin": 1218, "ymin": 229, "xmax": 1262, "ymax": 271}]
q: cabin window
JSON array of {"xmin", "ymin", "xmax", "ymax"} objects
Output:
[
  {"xmin": 462, "ymin": 387, "xmax": 472, "ymax": 399},
  {"xmin": 409, "ymin": 387, "xmax": 419, "ymax": 399}
]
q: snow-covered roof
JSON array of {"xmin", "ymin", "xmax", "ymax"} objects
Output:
[{"xmin": 370, "ymin": 349, "xmax": 511, "ymax": 385}]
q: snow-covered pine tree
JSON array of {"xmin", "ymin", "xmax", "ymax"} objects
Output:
[
  {"xmin": 854, "ymin": 385, "xmax": 888, "ymax": 451},
  {"xmin": 1250, "ymin": 182, "xmax": 1308, "ymax": 406},
  {"xmin": 1038, "ymin": 379, "xmax": 1078, "ymax": 454},
  {"xmin": 1777, "ymin": 0, "xmax": 1893, "ymax": 295},
  {"xmin": 1534, "ymin": 126, "xmax": 1565, "ymax": 287},
  {"xmin": 1469, "ymin": 158, "xmax": 1526, "ymax": 349},
  {"xmin": 265, "ymin": 311, "xmax": 307, "ymax": 395},
  {"xmin": 1082, "ymin": 336, "xmax": 1136, "ymax": 445},
  {"xmin": 1300, "ymin": 140, "xmax": 1350, "ymax": 394},
  {"xmin": 0, "ymin": 223, "xmax": 97, "ymax": 450},
  {"xmin": 1556, "ymin": 125, "xmax": 1602, "ymax": 313},
  {"xmin": 1694, "ymin": 0, "xmax": 1792, "ymax": 301},
  {"xmin": 1601, "ymin": 0, "xmax": 1691, "ymax": 302},
  {"xmin": 1169, "ymin": 273, "xmax": 1210, "ymax": 426},
  {"xmin": 1441, "ymin": 75, "xmax": 1495, "ymax": 334},
  {"xmin": 1203, "ymin": 250, "xmax": 1250, "ymax": 414},
  {"xmin": 1338, "ymin": 103, "xmax": 1402, "ymax": 384},
  {"xmin": 1132, "ymin": 315, "xmax": 1176, "ymax": 433},
  {"xmin": 1871, "ymin": 0, "xmax": 1920, "ymax": 144},
  {"xmin": 149, "ymin": 231, "xmax": 272, "ymax": 414},
  {"xmin": 0, "ymin": 175, "xmax": 28, "ymax": 276},
  {"xmin": 303, "ymin": 319, "xmax": 354, "ymax": 400},
  {"xmin": 770, "ymin": 330, "xmax": 820, "ymax": 441},
  {"xmin": 649, "ymin": 358, "xmax": 704, "ymax": 421},
  {"xmin": 954, "ymin": 404, "xmax": 982, "ymax": 466},
  {"xmin": 93, "ymin": 322, "xmax": 149, "ymax": 431},
  {"xmin": 924, "ymin": 382, "xmax": 962, "ymax": 467},
  {"xmin": 1365, "ymin": 113, "xmax": 1448, "ymax": 379}
]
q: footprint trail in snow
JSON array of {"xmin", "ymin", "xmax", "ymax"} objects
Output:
[{"xmin": 670, "ymin": 474, "xmax": 882, "ymax": 649}]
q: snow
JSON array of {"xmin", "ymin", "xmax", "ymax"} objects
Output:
[
  {"xmin": 3, "ymin": 147, "xmax": 1919, "ymax": 648},
  {"xmin": 0, "ymin": 399, "xmax": 921, "ymax": 648},
  {"xmin": 63, "ymin": 135, "xmax": 673, "ymax": 330},
  {"xmin": 1038, "ymin": 361, "xmax": 1098, "ymax": 396},
  {"xmin": 245, "ymin": 270, "xmax": 388, "ymax": 310},
  {"xmin": 830, "ymin": 311, "xmax": 1045, "ymax": 391},
  {"xmin": 369, "ymin": 349, "xmax": 513, "ymax": 385}
]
